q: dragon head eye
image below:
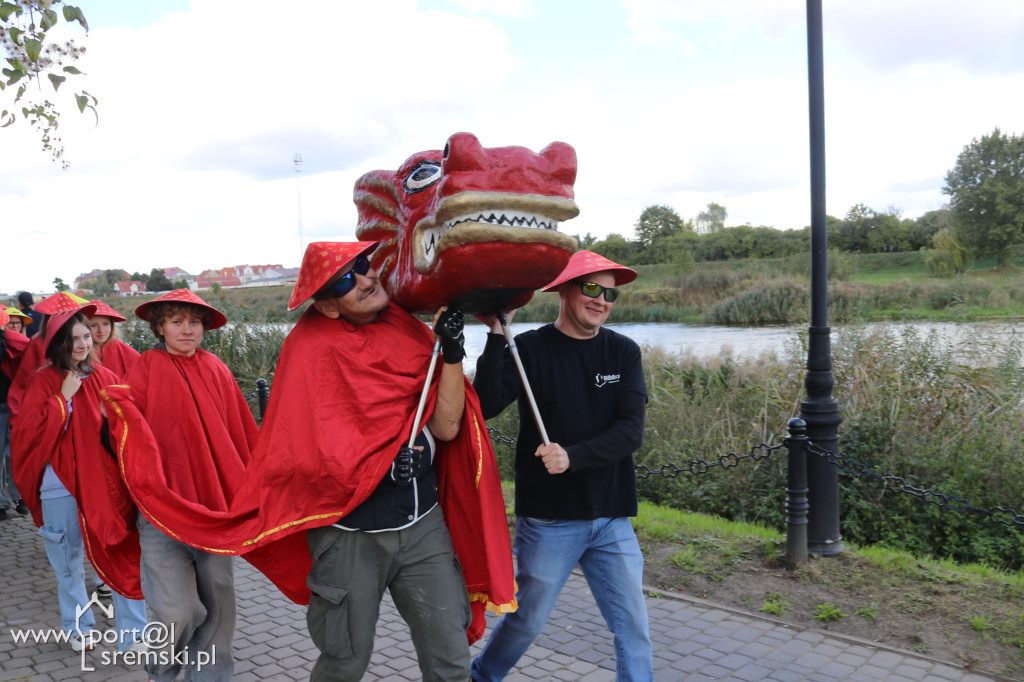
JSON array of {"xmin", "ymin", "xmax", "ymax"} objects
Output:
[{"xmin": 404, "ymin": 161, "xmax": 442, "ymax": 193}]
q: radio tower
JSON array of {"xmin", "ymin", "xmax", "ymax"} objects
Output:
[{"xmin": 294, "ymin": 153, "xmax": 304, "ymax": 261}]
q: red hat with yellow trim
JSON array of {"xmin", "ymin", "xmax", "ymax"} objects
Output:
[
  {"xmin": 287, "ymin": 240, "xmax": 380, "ymax": 311},
  {"xmin": 540, "ymin": 250, "xmax": 638, "ymax": 291},
  {"xmin": 86, "ymin": 300, "xmax": 127, "ymax": 323},
  {"xmin": 44, "ymin": 303, "xmax": 98, "ymax": 352},
  {"xmin": 134, "ymin": 289, "xmax": 228, "ymax": 330},
  {"xmin": 35, "ymin": 291, "xmax": 90, "ymax": 315}
]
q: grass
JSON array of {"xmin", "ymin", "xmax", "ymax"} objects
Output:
[{"xmin": 628, "ymin": 500, "xmax": 1024, "ymax": 677}]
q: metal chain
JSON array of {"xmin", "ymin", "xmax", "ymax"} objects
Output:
[
  {"xmin": 487, "ymin": 426, "xmax": 783, "ymax": 477},
  {"xmin": 634, "ymin": 443, "xmax": 784, "ymax": 478},
  {"xmin": 805, "ymin": 440, "xmax": 1024, "ymax": 527},
  {"xmin": 486, "ymin": 426, "xmax": 518, "ymax": 446}
]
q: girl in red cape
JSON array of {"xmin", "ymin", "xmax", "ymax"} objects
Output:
[
  {"xmin": 86, "ymin": 300, "xmax": 141, "ymax": 379},
  {"xmin": 11, "ymin": 302, "xmax": 147, "ymax": 653}
]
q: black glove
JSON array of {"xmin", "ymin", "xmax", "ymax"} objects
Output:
[
  {"xmin": 390, "ymin": 446, "xmax": 418, "ymax": 486},
  {"xmin": 433, "ymin": 307, "xmax": 465, "ymax": 364}
]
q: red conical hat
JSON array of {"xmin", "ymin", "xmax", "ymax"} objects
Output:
[
  {"xmin": 287, "ymin": 241, "xmax": 380, "ymax": 311},
  {"xmin": 44, "ymin": 303, "xmax": 98, "ymax": 352},
  {"xmin": 35, "ymin": 291, "xmax": 90, "ymax": 315},
  {"xmin": 0, "ymin": 309, "xmax": 8, "ymax": 326},
  {"xmin": 86, "ymin": 300, "xmax": 127, "ymax": 323},
  {"xmin": 134, "ymin": 289, "xmax": 228, "ymax": 330},
  {"xmin": 540, "ymin": 250, "xmax": 638, "ymax": 291}
]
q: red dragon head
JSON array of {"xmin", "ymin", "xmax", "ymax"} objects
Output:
[{"xmin": 354, "ymin": 132, "xmax": 579, "ymax": 314}]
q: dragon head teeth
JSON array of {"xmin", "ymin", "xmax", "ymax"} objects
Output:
[{"xmin": 445, "ymin": 211, "xmax": 559, "ymax": 231}]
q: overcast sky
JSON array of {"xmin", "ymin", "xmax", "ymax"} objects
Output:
[{"xmin": 3, "ymin": 0, "xmax": 1023, "ymax": 295}]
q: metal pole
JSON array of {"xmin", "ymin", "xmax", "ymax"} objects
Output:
[
  {"xmin": 784, "ymin": 418, "xmax": 809, "ymax": 569},
  {"xmin": 498, "ymin": 312, "xmax": 550, "ymax": 446},
  {"xmin": 294, "ymin": 153, "xmax": 305, "ymax": 261},
  {"xmin": 802, "ymin": 0, "xmax": 844, "ymax": 555},
  {"xmin": 408, "ymin": 341, "xmax": 442, "ymax": 447},
  {"xmin": 256, "ymin": 378, "xmax": 268, "ymax": 422}
]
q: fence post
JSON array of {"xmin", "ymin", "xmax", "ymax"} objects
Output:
[
  {"xmin": 785, "ymin": 417, "xmax": 809, "ymax": 569},
  {"xmin": 256, "ymin": 378, "xmax": 268, "ymax": 421}
]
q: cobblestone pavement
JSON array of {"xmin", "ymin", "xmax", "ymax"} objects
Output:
[{"xmin": 0, "ymin": 512, "xmax": 1005, "ymax": 681}]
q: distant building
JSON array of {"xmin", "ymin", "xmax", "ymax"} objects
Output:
[
  {"xmin": 113, "ymin": 281, "xmax": 147, "ymax": 297},
  {"xmin": 163, "ymin": 267, "xmax": 193, "ymax": 285},
  {"xmin": 235, "ymin": 264, "xmax": 283, "ymax": 283}
]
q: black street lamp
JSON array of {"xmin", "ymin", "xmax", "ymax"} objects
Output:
[{"xmin": 802, "ymin": 0, "xmax": 844, "ymax": 555}]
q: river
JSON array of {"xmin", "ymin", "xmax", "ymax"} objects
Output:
[{"xmin": 461, "ymin": 319, "xmax": 1023, "ymax": 364}]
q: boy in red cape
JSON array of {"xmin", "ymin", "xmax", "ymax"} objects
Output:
[
  {"xmin": 108, "ymin": 289, "xmax": 259, "ymax": 682},
  {"xmin": 106, "ymin": 242, "xmax": 516, "ymax": 681}
]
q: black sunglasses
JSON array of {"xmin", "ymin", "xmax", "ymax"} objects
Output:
[
  {"xmin": 329, "ymin": 256, "xmax": 371, "ymax": 298},
  {"xmin": 578, "ymin": 281, "xmax": 619, "ymax": 302}
]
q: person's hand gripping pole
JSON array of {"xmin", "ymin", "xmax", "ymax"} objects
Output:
[{"xmin": 392, "ymin": 306, "xmax": 464, "ymax": 485}]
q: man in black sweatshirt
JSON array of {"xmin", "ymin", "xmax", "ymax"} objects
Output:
[{"xmin": 470, "ymin": 250, "xmax": 654, "ymax": 682}]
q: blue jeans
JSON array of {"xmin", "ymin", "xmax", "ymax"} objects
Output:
[
  {"xmin": 39, "ymin": 494, "xmax": 96, "ymax": 634},
  {"xmin": 138, "ymin": 513, "xmax": 235, "ymax": 682},
  {"xmin": 111, "ymin": 591, "xmax": 149, "ymax": 652},
  {"xmin": 39, "ymin": 493, "xmax": 148, "ymax": 646},
  {"xmin": 0, "ymin": 405, "xmax": 21, "ymax": 508},
  {"xmin": 471, "ymin": 516, "xmax": 653, "ymax": 682}
]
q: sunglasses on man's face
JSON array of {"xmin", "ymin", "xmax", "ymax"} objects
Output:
[
  {"xmin": 578, "ymin": 281, "xmax": 619, "ymax": 303},
  {"xmin": 329, "ymin": 256, "xmax": 372, "ymax": 298}
]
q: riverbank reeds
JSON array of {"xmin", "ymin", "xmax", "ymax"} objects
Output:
[{"xmin": 487, "ymin": 324, "xmax": 1024, "ymax": 570}]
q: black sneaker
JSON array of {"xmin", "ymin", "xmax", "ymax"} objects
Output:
[
  {"xmin": 95, "ymin": 584, "xmax": 112, "ymax": 598},
  {"xmin": 0, "ymin": 509, "xmax": 8, "ymax": 522},
  {"xmin": 14, "ymin": 500, "xmax": 29, "ymax": 516}
]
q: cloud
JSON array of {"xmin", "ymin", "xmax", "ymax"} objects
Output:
[
  {"xmin": 3, "ymin": 0, "xmax": 1024, "ymax": 294},
  {"xmin": 826, "ymin": 0, "xmax": 1024, "ymax": 75}
]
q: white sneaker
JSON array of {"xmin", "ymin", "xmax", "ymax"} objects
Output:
[
  {"xmin": 70, "ymin": 630, "xmax": 100, "ymax": 652},
  {"xmin": 128, "ymin": 638, "xmax": 148, "ymax": 654}
]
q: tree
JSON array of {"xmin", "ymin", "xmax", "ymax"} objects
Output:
[
  {"xmin": 589, "ymin": 233, "xmax": 637, "ymax": 264},
  {"xmin": 146, "ymin": 267, "xmax": 172, "ymax": 292},
  {"xmin": 695, "ymin": 201, "xmax": 727, "ymax": 234},
  {"xmin": 52, "ymin": 276, "xmax": 66, "ymax": 291},
  {"xmin": 943, "ymin": 128, "xmax": 1024, "ymax": 267},
  {"xmin": 924, "ymin": 226, "xmax": 973, "ymax": 276},
  {"xmin": 633, "ymin": 205, "xmax": 685, "ymax": 248},
  {"xmin": 1, "ymin": 1, "xmax": 97, "ymax": 167}
]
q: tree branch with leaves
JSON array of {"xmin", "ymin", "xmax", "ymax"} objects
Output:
[{"xmin": 1, "ymin": 0, "xmax": 96, "ymax": 168}]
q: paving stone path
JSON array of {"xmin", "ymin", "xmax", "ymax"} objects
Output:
[{"xmin": 0, "ymin": 512, "xmax": 1004, "ymax": 681}]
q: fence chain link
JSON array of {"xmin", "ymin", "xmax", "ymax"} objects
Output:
[
  {"xmin": 487, "ymin": 426, "xmax": 783, "ymax": 478},
  {"xmin": 804, "ymin": 440, "xmax": 1024, "ymax": 527}
]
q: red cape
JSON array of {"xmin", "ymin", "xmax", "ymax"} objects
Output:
[
  {"xmin": 105, "ymin": 303, "xmax": 516, "ymax": 642},
  {"xmin": 7, "ymin": 334, "xmax": 45, "ymax": 423},
  {"xmin": 1, "ymin": 329, "xmax": 29, "ymax": 380},
  {"xmin": 103, "ymin": 348, "xmax": 311, "ymax": 603},
  {"xmin": 95, "ymin": 338, "xmax": 141, "ymax": 380},
  {"xmin": 11, "ymin": 364, "xmax": 143, "ymax": 599}
]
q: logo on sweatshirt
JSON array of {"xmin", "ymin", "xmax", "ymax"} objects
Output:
[{"xmin": 594, "ymin": 373, "xmax": 620, "ymax": 388}]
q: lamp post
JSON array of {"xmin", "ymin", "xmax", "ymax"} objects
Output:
[
  {"xmin": 294, "ymin": 153, "xmax": 305, "ymax": 261},
  {"xmin": 802, "ymin": 0, "xmax": 844, "ymax": 555}
]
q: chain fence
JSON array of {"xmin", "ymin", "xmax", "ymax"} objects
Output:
[
  {"xmin": 487, "ymin": 425, "xmax": 1024, "ymax": 529},
  {"xmin": 804, "ymin": 440, "xmax": 1024, "ymax": 528}
]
